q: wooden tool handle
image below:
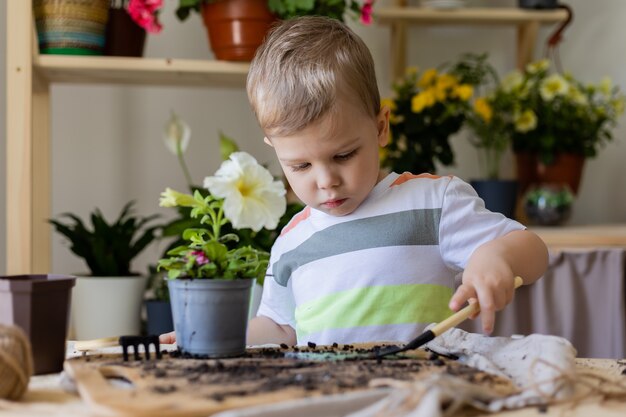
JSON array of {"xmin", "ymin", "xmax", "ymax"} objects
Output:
[
  {"xmin": 75, "ymin": 336, "xmax": 119, "ymax": 351},
  {"xmin": 431, "ymin": 276, "xmax": 524, "ymax": 337}
]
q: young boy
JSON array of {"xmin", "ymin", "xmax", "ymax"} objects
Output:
[{"xmin": 162, "ymin": 16, "xmax": 548, "ymax": 347}]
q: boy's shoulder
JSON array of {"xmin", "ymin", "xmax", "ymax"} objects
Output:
[
  {"xmin": 278, "ymin": 206, "xmax": 312, "ymax": 238},
  {"xmin": 388, "ymin": 172, "xmax": 454, "ymax": 189}
]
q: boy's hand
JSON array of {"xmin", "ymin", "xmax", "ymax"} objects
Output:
[
  {"xmin": 448, "ymin": 263, "xmax": 516, "ymax": 335},
  {"xmin": 159, "ymin": 331, "xmax": 176, "ymax": 344}
]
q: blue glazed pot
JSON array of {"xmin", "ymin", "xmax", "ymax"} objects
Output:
[
  {"xmin": 470, "ymin": 179, "xmax": 519, "ymax": 219},
  {"xmin": 168, "ymin": 278, "xmax": 252, "ymax": 357}
]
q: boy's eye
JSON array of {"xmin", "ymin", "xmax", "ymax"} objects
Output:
[
  {"xmin": 290, "ymin": 162, "xmax": 311, "ymax": 172},
  {"xmin": 335, "ymin": 149, "xmax": 357, "ymax": 161}
]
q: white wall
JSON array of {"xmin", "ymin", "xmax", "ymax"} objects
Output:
[{"xmin": 2, "ymin": 0, "xmax": 625, "ymax": 275}]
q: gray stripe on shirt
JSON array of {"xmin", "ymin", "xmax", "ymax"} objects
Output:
[{"xmin": 272, "ymin": 208, "xmax": 441, "ymax": 287}]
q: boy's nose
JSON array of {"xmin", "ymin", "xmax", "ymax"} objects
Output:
[{"xmin": 316, "ymin": 167, "xmax": 340, "ymax": 189}]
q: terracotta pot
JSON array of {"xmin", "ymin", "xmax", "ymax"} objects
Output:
[
  {"xmin": 515, "ymin": 152, "xmax": 586, "ymax": 195},
  {"xmin": 105, "ymin": 8, "xmax": 146, "ymax": 57},
  {"xmin": 201, "ymin": 0, "xmax": 277, "ymax": 61}
]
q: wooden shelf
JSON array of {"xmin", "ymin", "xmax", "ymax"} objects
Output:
[
  {"xmin": 532, "ymin": 225, "xmax": 626, "ymax": 249},
  {"xmin": 35, "ymin": 55, "xmax": 249, "ymax": 88},
  {"xmin": 376, "ymin": 6, "xmax": 569, "ymax": 80},
  {"xmin": 375, "ymin": 7, "xmax": 569, "ymax": 25}
]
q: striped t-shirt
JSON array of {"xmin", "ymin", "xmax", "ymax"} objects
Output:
[{"xmin": 257, "ymin": 172, "xmax": 524, "ymax": 346}]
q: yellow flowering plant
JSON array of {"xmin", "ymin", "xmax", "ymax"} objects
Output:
[
  {"xmin": 497, "ymin": 59, "xmax": 625, "ymax": 164},
  {"xmin": 381, "ymin": 64, "xmax": 475, "ymax": 174}
]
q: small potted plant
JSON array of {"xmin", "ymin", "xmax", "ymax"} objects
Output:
[
  {"xmin": 153, "ymin": 113, "xmax": 302, "ymax": 333},
  {"xmin": 174, "ymin": 0, "xmax": 374, "ymax": 61},
  {"xmin": 497, "ymin": 59, "xmax": 625, "ymax": 195},
  {"xmin": 157, "ymin": 151, "xmax": 287, "ymax": 357},
  {"xmin": 105, "ymin": 0, "xmax": 164, "ymax": 57},
  {"xmin": 49, "ymin": 201, "xmax": 160, "ymax": 340},
  {"xmin": 380, "ymin": 64, "xmax": 475, "ymax": 174}
]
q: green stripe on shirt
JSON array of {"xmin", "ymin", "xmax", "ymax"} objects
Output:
[
  {"xmin": 273, "ymin": 209, "xmax": 442, "ymax": 287},
  {"xmin": 295, "ymin": 283, "xmax": 454, "ymax": 337}
]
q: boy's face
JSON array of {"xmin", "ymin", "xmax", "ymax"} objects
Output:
[{"xmin": 266, "ymin": 99, "xmax": 389, "ymax": 216}]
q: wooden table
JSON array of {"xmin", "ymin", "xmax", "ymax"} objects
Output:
[
  {"xmin": 532, "ymin": 224, "xmax": 626, "ymax": 250},
  {"xmin": 1, "ymin": 356, "xmax": 625, "ymax": 417}
]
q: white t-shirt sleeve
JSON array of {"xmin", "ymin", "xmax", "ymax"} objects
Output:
[
  {"xmin": 256, "ymin": 246, "xmax": 297, "ymax": 328},
  {"xmin": 438, "ymin": 176, "xmax": 526, "ymax": 271}
]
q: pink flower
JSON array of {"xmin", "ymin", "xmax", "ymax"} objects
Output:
[
  {"xmin": 128, "ymin": 0, "xmax": 163, "ymax": 34},
  {"xmin": 190, "ymin": 250, "xmax": 210, "ymax": 266},
  {"xmin": 360, "ymin": 0, "xmax": 375, "ymax": 25}
]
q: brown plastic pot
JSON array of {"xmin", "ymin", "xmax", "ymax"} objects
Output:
[
  {"xmin": 0, "ymin": 275, "xmax": 76, "ymax": 375},
  {"xmin": 105, "ymin": 8, "xmax": 147, "ymax": 57},
  {"xmin": 201, "ymin": 0, "xmax": 277, "ymax": 61}
]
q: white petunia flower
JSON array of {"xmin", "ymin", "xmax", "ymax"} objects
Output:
[
  {"xmin": 526, "ymin": 59, "xmax": 550, "ymax": 74},
  {"xmin": 203, "ymin": 152, "xmax": 287, "ymax": 232},
  {"xmin": 514, "ymin": 109, "xmax": 538, "ymax": 133},
  {"xmin": 501, "ymin": 70, "xmax": 524, "ymax": 93},
  {"xmin": 599, "ymin": 77, "xmax": 613, "ymax": 96},
  {"xmin": 540, "ymin": 74, "xmax": 569, "ymax": 101},
  {"xmin": 163, "ymin": 112, "xmax": 190, "ymax": 155}
]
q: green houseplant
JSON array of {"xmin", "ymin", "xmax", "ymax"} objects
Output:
[
  {"xmin": 50, "ymin": 202, "xmax": 160, "ymax": 339},
  {"xmin": 175, "ymin": 0, "xmax": 374, "ymax": 61},
  {"xmin": 176, "ymin": 0, "xmax": 373, "ymax": 22},
  {"xmin": 498, "ymin": 59, "xmax": 625, "ymax": 194},
  {"xmin": 50, "ymin": 201, "xmax": 159, "ymax": 277},
  {"xmin": 158, "ymin": 151, "xmax": 287, "ymax": 357}
]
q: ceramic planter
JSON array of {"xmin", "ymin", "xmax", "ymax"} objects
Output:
[
  {"xmin": 0, "ymin": 275, "xmax": 75, "ymax": 374},
  {"xmin": 145, "ymin": 300, "xmax": 174, "ymax": 336},
  {"xmin": 470, "ymin": 179, "xmax": 519, "ymax": 219},
  {"xmin": 515, "ymin": 152, "xmax": 585, "ymax": 196},
  {"xmin": 201, "ymin": 0, "xmax": 276, "ymax": 61},
  {"xmin": 104, "ymin": 8, "xmax": 146, "ymax": 57},
  {"xmin": 34, "ymin": 0, "xmax": 109, "ymax": 55},
  {"xmin": 169, "ymin": 278, "xmax": 253, "ymax": 357},
  {"xmin": 71, "ymin": 275, "xmax": 148, "ymax": 340}
]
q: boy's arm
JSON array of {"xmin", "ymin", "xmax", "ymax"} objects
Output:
[
  {"xmin": 449, "ymin": 229, "xmax": 548, "ymax": 334},
  {"xmin": 247, "ymin": 316, "xmax": 297, "ymax": 346}
]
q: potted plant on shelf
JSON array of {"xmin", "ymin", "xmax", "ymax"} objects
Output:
[
  {"xmin": 34, "ymin": 0, "xmax": 110, "ymax": 55},
  {"xmin": 498, "ymin": 59, "xmax": 625, "ymax": 195},
  {"xmin": 157, "ymin": 151, "xmax": 287, "ymax": 357},
  {"xmin": 175, "ymin": 0, "xmax": 374, "ymax": 61},
  {"xmin": 450, "ymin": 53, "xmax": 519, "ymax": 218},
  {"xmin": 380, "ymin": 64, "xmax": 475, "ymax": 174},
  {"xmin": 49, "ymin": 202, "xmax": 160, "ymax": 340},
  {"xmin": 105, "ymin": 0, "xmax": 164, "ymax": 57}
]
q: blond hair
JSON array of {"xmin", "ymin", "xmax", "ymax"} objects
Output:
[{"xmin": 247, "ymin": 16, "xmax": 380, "ymax": 136}]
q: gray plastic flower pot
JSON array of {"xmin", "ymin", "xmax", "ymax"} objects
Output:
[
  {"xmin": 0, "ymin": 274, "xmax": 76, "ymax": 374},
  {"xmin": 168, "ymin": 278, "xmax": 252, "ymax": 357}
]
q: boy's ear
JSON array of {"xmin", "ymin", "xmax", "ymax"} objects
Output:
[
  {"xmin": 264, "ymin": 136, "xmax": 273, "ymax": 147},
  {"xmin": 377, "ymin": 106, "xmax": 390, "ymax": 147}
]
